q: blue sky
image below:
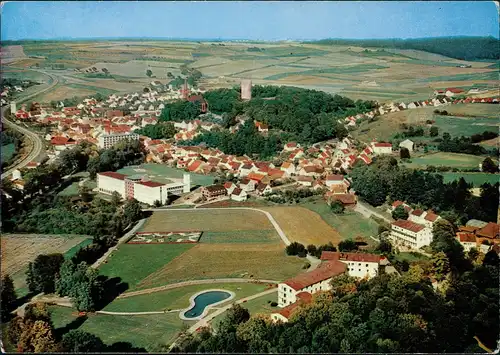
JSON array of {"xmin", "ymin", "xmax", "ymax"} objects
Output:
[{"xmin": 1, "ymin": 1, "xmax": 498, "ymax": 41}]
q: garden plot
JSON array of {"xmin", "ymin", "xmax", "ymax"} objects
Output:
[{"xmin": 129, "ymin": 232, "xmax": 202, "ymax": 244}]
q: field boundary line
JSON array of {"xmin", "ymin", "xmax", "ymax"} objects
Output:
[{"xmin": 96, "ymin": 310, "xmax": 179, "ymax": 316}]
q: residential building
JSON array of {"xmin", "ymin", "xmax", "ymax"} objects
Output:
[
  {"xmin": 201, "ymin": 184, "xmax": 227, "ymax": 201},
  {"xmin": 98, "ymin": 133, "xmax": 139, "ymax": 149},
  {"xmin": 325, "ymin": 174, "xmax": 346, "ymax": 188},
  {"xmin": 231, "ymin": 188, "xmax": 247, "ymax": 201},
  {"xmin": 456, "ymin": 232, "xmax": 477, "ymax": 252},
  {"xmin": 389, "ymin": 219, "xmax": 433, "ymax": 249},
  {"xmin": 388, "ymin": 200, "xmax": 412, "ymax": 213},
  {"xmin": 280, "ymin": 161, "xmax": 296, "ymax": 176},
  {"xmin": 297, "ymin": 176, "xmax": 313, "ymax": 187},
  {"xmin": 371, "ymin": 142, "xmax": 393, "ymax": 155},
  {"xmin": 399, "ymin": 139, "xmax": 415, "ymax": 152},
  {"xmin": 445, "ymin": 88, "xmax": 465, "ymax": 97},
  {"xmin": 320, "ymin": 251, "xmax": 383, "ymax": 279},
  {"xmin": 408, "ymin": 209, "xmax": 441, "ymax": 228}
]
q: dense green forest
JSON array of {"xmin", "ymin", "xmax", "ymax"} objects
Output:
[
  {"xmin": 350, "ymin": 156, "xmax": 499, "ymax": 224},
  {"xmin": 162, "ymin": 85, "xmax": 374, "ymax": 155},
  {"xmin": 307, "ymin": 37, "xmax": 500, "ymax": 61}
]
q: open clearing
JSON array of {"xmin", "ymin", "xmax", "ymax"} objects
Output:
[
  {"xmin": 262, "ymin": 206, "xmax": 343, "ymax": 245},
  {"xmin": 201, "ymin": 230, "xmax": 280, "ymax": 244},
  {"xmin": 403, "ymin": 152, "xmax": 485, "ymax": 169},
  {"xmin": 140, "ymin": 209, "xmax": 274, "ymax": 233},
  {"xmin": 137, "ymin": 243, "xmax": 305, "ymax": 289},
  {"xmin": 301, "ymin": 202, "xmax": 380, "ymax": 240},
  {"xmin": 103, "ymin": 282, "xmax": 270, "ymax": 312},
  {"xmin": 98, "ymin": 244, "xmax": 194, "ymax": 291},
  {"xmin": 1, "ymin": 235, "xmax": 90, "ymax": 276}
]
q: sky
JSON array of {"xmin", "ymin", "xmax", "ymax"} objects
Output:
[{"xmin": 1, "ymin": 1, "xmax": 498, "ymax": 41}]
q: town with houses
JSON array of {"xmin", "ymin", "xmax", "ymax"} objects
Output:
[{"xmin": 1, "ymin": 2, "xmax": 499, "ymax": 353}]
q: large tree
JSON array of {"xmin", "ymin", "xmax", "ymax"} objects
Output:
[
  {"xmin": 26, "ymin": 253, "xmax": 65, "ymax": 294},
  {"xmin": 1, "ymin": 274, "xmax": 17, "ymax": 320},
  {"xmin": 61, "ymin": 330, "xmax": 105, "ymax": 352},
  {"xmin": 392, "ymin": 205, "xmax": 409, "ymax": 220}
]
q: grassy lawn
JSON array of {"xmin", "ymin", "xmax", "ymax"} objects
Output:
[
  {"xmin": 393, "ymin": 252, "xmax": 429, "ymax": 263},
  {"xmin": 403, "ymin": 152, "xmax": 485, "ymax": 169},
  {"xmin": 201, "ymin": 230, "xmax": 280, "ymax": 244},
  {"xmin": 104, "ymin": 282, "xmax": 272, "ymax": 312},
  {"xmin": 1, "ymin": 143, "xmax": 16, "ymax": 162},
  {"xmin": 49, "ymin": 305, "xmax": 79, "ymax": 329},
  {"xmin": 98, "ymin": 244, "xmax": 194, "ymax": 291},
  {"xmin": 437, "ymin": 172, "xmax": 499, "ymax": 187},
  {"xmin": 301, "ymin": 202, "xmax": 380, "ymax": 240},
  {"xmin": 64, "ymin": 238, "xmax": 93, "ymax": 258},
  {"xmin": 136, "ymin": 243, "xmax": 305, "ymax": 289},
  {"xmin": 432, "ymin": 115, "xmax": 499, "ymax": 137},
  {"xmin": 117, "ymin": 164, "xmax": 214, "ymax": 186}
]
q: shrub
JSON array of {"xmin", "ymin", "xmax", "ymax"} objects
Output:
[
  {"xmin": 302, "ymin": 261, "xmax": 311, "ymax": 269},
  {"xmin": 270, "ymin": 302, "xmax": 278, "ymax": 307}
]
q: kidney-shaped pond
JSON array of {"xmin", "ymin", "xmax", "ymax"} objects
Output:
[{"xmin": 180, "ymin": 290, "xmax": 234, "ymax": 320}]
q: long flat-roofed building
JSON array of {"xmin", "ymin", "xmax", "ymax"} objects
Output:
[
  {"xmin": 97, "ymin": 171, "xmax": 190, "ymax": 205},
  {"xmin": 98, "ymin": 133, "xmax": 140, "ymax": 149}
]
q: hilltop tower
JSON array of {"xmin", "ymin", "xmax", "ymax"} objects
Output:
[
  {"xmin": 241, "ymin": 79, "xmax": 252, "ymax": 101},
  {"xmin": 10, "ymin": 101, "xmax": 16, "ymax": 114},
  {"xmin": 183, "ymin": 173, "xmax": 191, "ymax": 193},
  {"xmin": 181, "ymin": 78, "xmax": 189, "ymax": 100}
]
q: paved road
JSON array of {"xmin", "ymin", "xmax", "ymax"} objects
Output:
[
  {"xmin": 91, "ymin": 218, "xmax": 147, "ymax": 269},
  {"xmin": 1, "ymin": 70, "xmax": 58, "ymax": 179},
  {"xmin": 117, "ymin": 278, "xmax": 279, "ymax": 299},
  {"xmin": 354, "ymin": 200, "xmax": 392, "ymax": 224}
]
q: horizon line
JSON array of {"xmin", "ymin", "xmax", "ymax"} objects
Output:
[{"xmin": 2, "ymin": 35, "xmax": 499, "ymax": 42}]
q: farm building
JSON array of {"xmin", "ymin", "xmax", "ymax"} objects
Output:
[{"xmin": 399, "ymin": 139, "xmax": 415, "ymax": 152}]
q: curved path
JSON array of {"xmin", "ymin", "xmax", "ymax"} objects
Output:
[
  {"xmin": 96, "ymin": 310, "xmax": 180, "ymax": 316},
  {"xmin": 117, "ymin": 278, "xmax": 280, "ymax": 299},
  {"xmin": 143, "ymin": 206, "xmax": 321, "ymax": 269},
  {"xmin": 1, "ymin": 70, "xmax": 58, "ymax": 179}
]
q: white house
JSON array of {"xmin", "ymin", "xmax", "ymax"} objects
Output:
[
  {"xmin": 389, "ymin": 219, "xmax": 433, "ymax": 250},
  {"xmin": 231, "ymin": 187, "xmax": 247, "ymax": 202},
  {"xmin": 280, "ymin": 161, "xmax": 296, "ymax": 176},
  {"xmin": 399, "ymin": 139, "xmax": 414, "ymax": 152},
  {"xmin": 408, "ymin": 209, "xmax": 441, "ymax": 228},
  {"xmin": 297, "ymin": 176, "xmax": 313, "ymax": 187},
  {"xmin": 239, "ymin": 178, "xmax": 256, "ymax": 192},
  {"xmin": 320, "ymin": 251, "xmax": 383, "ymax": 279},
  {"xmin": 325, "ymin": 174, "xmax": 346, "ymax": 188}
]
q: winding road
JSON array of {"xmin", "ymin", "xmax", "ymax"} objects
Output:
[{"xmin": 1, "ymin": 69, "xmax": 58, "ymax": 179}]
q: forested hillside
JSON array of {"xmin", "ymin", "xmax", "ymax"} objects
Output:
[{"xmin": 307, "ymin": 37, "xmax": 500, "ymax": 61}]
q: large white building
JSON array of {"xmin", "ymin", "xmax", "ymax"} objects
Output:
[
  {"xmin": 408, "ymin": 209, "xmax": 441, "ymax": 228},
  {"xmin": 272, "ymin": 252, "xmax": 384, "ymax": 323},
  {"xmin": 371, "ymin": 142, "xmax": 393, "ymax": 155},
  {"xmin": 97, "ymin": 171, "xmax": 190, "ymax": 205},
  {"xmin": 98, "ymin": 133, "xmax": 140, "ymax": 149},
  {"xmin": 389, "ymin": 219, "xmax": 433, "ymax": 249}
]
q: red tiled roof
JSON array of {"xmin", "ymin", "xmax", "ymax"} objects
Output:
[
  {"xmin": 326, "ymin": 174, "xmax": 344, "ymax": 181},
  {"xmin": 295, "ymin": 292, "xmax": 313, "ymax": 303},
  {"xmin": 374, "ymin": 143, "xmax": 392, "ymax": 147},
  {"xmin": 99, "ymin": 171, "xmax": 127, "ymax": 180},
  {"xmin": 392, "ymin": 219, "xmax": 425, "ymax": 233},
  {"xmin": 459, "ymin": 226, "xmax": 479, "ymax": 233},
  {"xmin": 446, "ymin": 88, "xmax": 464, "ymax": 93},
  {"xmin": 285, "ymin": 142, "xmax": 297, "ymax": 148},
  {"xmin": 138, "ymin": 180, "xmax": 164, "ymax": 188},
  {"xmin": 232, "ymin": 187, "xmax": 244, "ymax": 196},
  {"xmin": 424, "ymin": 211, "xmax": 439, "ymax": 222},
  {"xmin": 320, "ymin": 251, "xmax": 382, "ymax": 263},
  {"xmin": 411, "ymin": 209, "xmax": 424, "ymax": 217},
  {"xmin": 283, "ymin": 260, "xmax": 346, "ymax": 291},
  {"xmin": 330, "ymin": 194, "xmax": 356, "ymax": 205},
  {"xmin": 392, "ymin": 200, "xmax": 404, "ymax": 208},
  {"xmin": 224, "ymin": 182, "xmax": 234, "ymax": 189},
  {"xmin": 50, "ymin": 136, "xmax": 70, "ymax": 145},
  {"xmin": 297, "ymin": 176, "xmax": 313, "ymax": 182},
  {"xmin": 188, "ymin": 160, "xmax": 203, "ymax": 172},
  {"xmin": 248, "ymin": 172, "xmax": 266, "ymax": 182},
  {"xmin": 457, "ymin": 232, "xmax": 476, "ymax": 243},
  {"xmin": 476, "ymin": 222, "xmax": 500, "ymax": 239}
]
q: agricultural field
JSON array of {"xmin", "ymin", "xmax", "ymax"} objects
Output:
[
  {"xmin": 1, "ymin": 235, "xmax": 91, "ymax": 277},
  {"xmin": 402, "ymin": 152, "xmax": 485, "ymax": 169},
  {"xmin": 262, "ymin": 206, "xmax": 343, "ymax": 245},
  {"xmin": 139, "ymin": 209, "xmax": 274, "ymax": 233},
  {"xmin": 104, "ymin": 282, "xmax": 270, "ymax": 312},
  {"xmin": 4, "ymin": 40, "xmax": 497, "ymax": 103},
  {"xmin": 117, "ymin": 164, "xmax": 214, "ymax": 186},
  {"xmin": 98, "ymin": 244, "xmax": 194, "ymax": 290},
  {"xmin": 431, "ymin": 115, "xmax": 499, "ymax": 138},
  {"xmin": 438, "ymin": 172, "xmax": 499, "ymax": 186},
  {"xmin": 136, "ymin": 243, "xmax": 304, "ymax": 289},
  {"xmin": 301, "ymin": 202, "xmax": 380, "ymax": 240},
  {"xmin": 200, "ymin": 230, "xmax": 280, "ymax": 244}
]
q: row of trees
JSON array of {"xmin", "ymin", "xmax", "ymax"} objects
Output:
[
  {"xmin": 350, "ymin": 156, "xmax": 499, "ymax": 224},
  {"xmin": 265, "ymin": 187, "xmax": 326, "ymax": 204},
  {"xmin": 87, "ymin": 140, "xmax": 146, "ymax": 179},
  {"xmin": 285, "ymin": 239, "xmax": 359, "ymax": 258},
  {"xmin": 134, "ymin": 122, "xmax": 176, "ymax": 139},
  {"xmin": 437, "ymin": 132, "xmax": 496, "ymax": 156}
]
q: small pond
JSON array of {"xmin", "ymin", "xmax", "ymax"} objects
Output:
[{"xmin": 181, "ymin": 290, "xmax": 233, "ymax": 319}]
